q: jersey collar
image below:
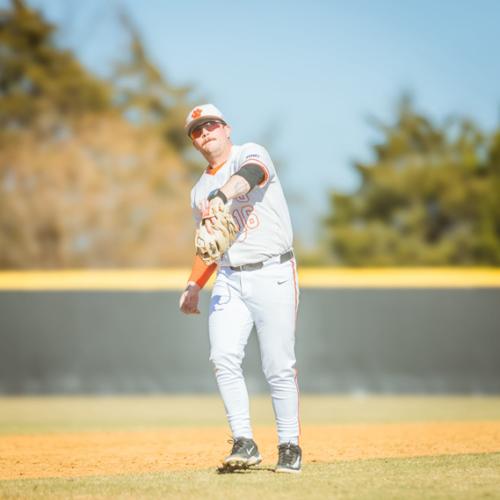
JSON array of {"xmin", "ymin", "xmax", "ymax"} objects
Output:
[
  {"xmin": 205, "ymin": 145, "xmax": 235, "ymax": 176},
  {"xmin": 205, "ymin": 160, "xmax": 227, "ymax": 176}
]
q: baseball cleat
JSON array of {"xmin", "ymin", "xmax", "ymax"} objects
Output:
[
  {"xmin": 275, "ymin": 442, "xmax": 302, "ymax": 473},
  {"xmin": 222, "ymin": 437, "xmax": 262, "ymax": 471}
]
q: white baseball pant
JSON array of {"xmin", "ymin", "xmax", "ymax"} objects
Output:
[{"xmin": 208, "ymin": 255, "xmax": 300, "ymax": 444}]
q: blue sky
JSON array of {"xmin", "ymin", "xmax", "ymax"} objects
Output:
[{"xmin": 8, "ymin": 0, "xmax": 500, "ymax": 244}]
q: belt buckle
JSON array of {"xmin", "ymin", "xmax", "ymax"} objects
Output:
[
  {"xmin": 231, "ymin": 261, "xmax": 263, "ymax": 272},
  {"xmin": 242, "ymin": 262, "xmax": 263, "ymax": 271},
  {"xmin": 231, "ymin": 251, "xmax": 293, "ymax": 272}
]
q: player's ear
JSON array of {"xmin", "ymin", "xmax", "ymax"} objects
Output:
[{"xmin": 224, "ymin": 124, "xmax": 232, "ymax": 139}]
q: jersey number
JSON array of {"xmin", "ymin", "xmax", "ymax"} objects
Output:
[{"xmin": 232, "ymin": 205, "xmax": 260, "ymax": 237}]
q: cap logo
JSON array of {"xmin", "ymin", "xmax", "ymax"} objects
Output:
[{"xmin": 191, "ymin": 108, "xmax": 203, "ymax": 119}]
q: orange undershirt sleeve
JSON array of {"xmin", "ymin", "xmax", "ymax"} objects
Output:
[{"xmin": 188, "ymin": 254, "xmax": 217, "ymax": 288}]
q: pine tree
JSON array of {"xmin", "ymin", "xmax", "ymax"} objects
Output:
[
  {"xmin": 112, "ymin": 11, "xmax": 194, "ymax": 154},
  {"xmin": 0, "ymin": 0, "xmax": 110, "ymax": 129},
  {"xmin": 325, "ymin": 96, "xmax": 500, "ymax": 265},
  {"xmin": 0, "ymin": 1, "xmax": 196, "ymax": 268}
]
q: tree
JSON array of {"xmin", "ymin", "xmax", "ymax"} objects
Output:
[
  {"xmin": 0, "ymin": 114, "xmax": 194, "ymax": 267},
  {"xmin": 325, "ymin": 96, "xmax": 500, "ymax": 266},
  {"xmin": 112, "ymin": 11, "xmax": 194, "ymax": 154},
  {"xmin": 0, "ymin": 1, "xmax": 197, "ymax": 268},
  {"xmin": 0, "ymin": 0, "xmax": 110, "ymax": 129}
]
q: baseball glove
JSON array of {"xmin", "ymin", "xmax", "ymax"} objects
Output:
[{"xmin": 195, "ymin": 204, "xmax": 238, "ymax": 264}]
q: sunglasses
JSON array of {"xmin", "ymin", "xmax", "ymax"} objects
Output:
[{"xmin": 190, "ymin": 120, "xmax": 224, "ymax": 139}]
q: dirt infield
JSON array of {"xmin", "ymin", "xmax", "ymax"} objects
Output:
[{"xmin": 1, "ymin": 421, "xmax": 499, "ymax": 480}]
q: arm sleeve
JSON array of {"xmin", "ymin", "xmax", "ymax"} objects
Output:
[
  {"xmin": 238, "ymin": 143, "xmax": 275, "ymax": 188},
  {"xmin": 235, "ymin": 163, "xmax": 265, "ymax": 191},
  {"xmin": 188, "ymin": 254, "xmax": 217, "ymax": 288}
]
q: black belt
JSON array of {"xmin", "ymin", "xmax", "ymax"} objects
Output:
[{"xmin": 229, "ymin": 250, "xmax": 294, "ymax": 272}]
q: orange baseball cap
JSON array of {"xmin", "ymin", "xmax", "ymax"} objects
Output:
[{"xmin": 185, "ymin": 104, "xmax": 227, "ymax": 136}]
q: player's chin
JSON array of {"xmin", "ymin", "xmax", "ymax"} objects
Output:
[{"xmin": 202, "ymin": 140, "xmax": 218, "ymax": 152}]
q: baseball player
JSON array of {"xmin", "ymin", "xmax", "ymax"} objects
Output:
[{"xmin": 179, "ymin": 104, "xmax": 301, "ymax": 473}]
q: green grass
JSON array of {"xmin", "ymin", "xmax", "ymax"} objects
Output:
[
  {"xmin": 1, "ymin": 396, "xmax": 499, "ymax": 499},
  {"xmin": 1, "ymin": 453, "xmax": 499, "ymax": 499},
  {"xmin": 1, "ymin": 395, "xmax": 499, "ymax": 434}
]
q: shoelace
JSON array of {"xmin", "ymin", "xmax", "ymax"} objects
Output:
[
  {"xmin": 278, "ymin": 443, "xmax": 298, "ymax": 465},
  {"xmin": 228, "ymin": 438, "xmax": 248, "ymax": 454}
]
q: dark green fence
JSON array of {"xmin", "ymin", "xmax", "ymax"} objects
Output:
[{"xmin": 1, "ymin": 289, "xmax": 499, "ymax": 393}]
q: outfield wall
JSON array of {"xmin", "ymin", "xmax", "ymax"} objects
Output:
[{"xmin": 0, "ymin": 270, "xmax": 499, "ymax": 394}]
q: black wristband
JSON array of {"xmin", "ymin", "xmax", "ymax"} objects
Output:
[{"xmin": 208, "ymin": 189, "xmax": 228, "ymax": 204}]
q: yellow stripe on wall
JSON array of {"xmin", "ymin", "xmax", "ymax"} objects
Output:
[
  {"xmin": 298, "ymin": 268, "xmax": 500, "ymax": 288},
  {"xmin": 0, "ymin": 270, "xmax": 190, "ymax": 291},
  {"xmin": 0, "ymin": 268, "xmax": 499, "ymax": 290}
]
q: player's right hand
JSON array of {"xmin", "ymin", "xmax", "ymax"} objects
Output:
[{"xmin": 179, "ymin": 282, "xmax": 201, "ymax": 314}]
